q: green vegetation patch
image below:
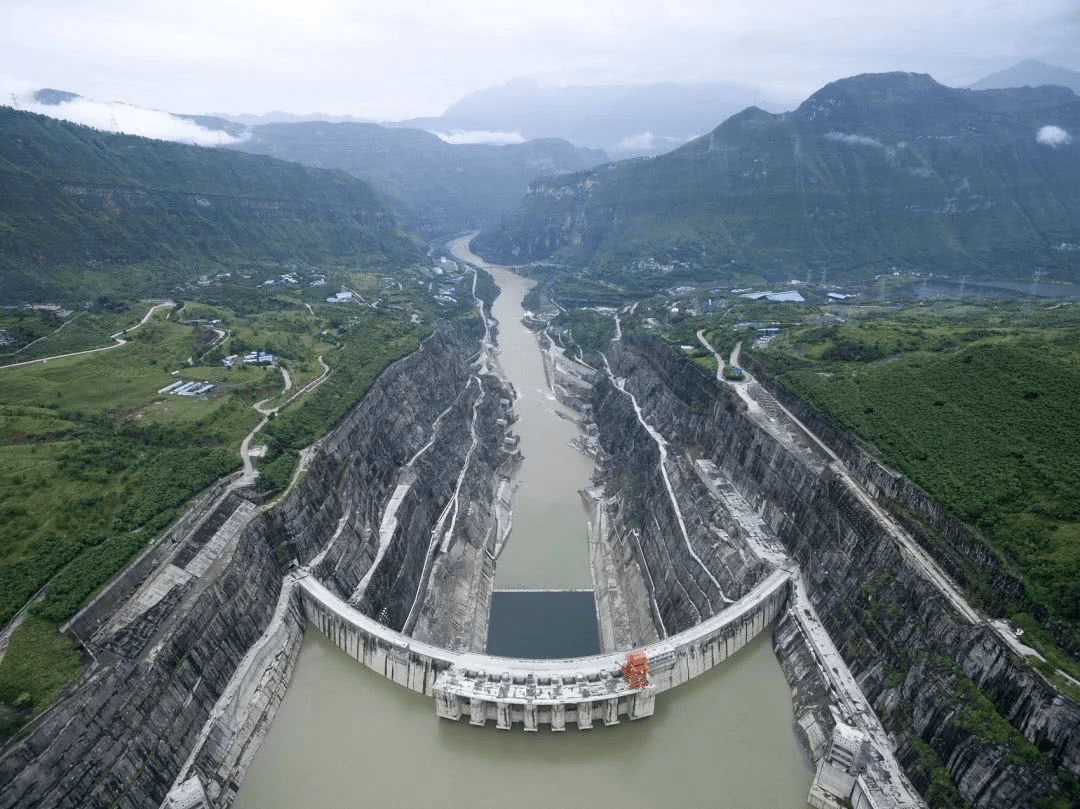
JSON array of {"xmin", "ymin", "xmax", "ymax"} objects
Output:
[
  {"xmin": 758, "ymin": 301, "xmax": 1080, "ymax": 651},
  {"xmin": 551, "ymin": 309, "xmax": 617, "ymax": 365},
  {"xmin": 258, "ymin": 310, "xmax": 425, "ymax": 493},
  {"xmin": 0, "ymin": 299, "xmax": 150, "ymax": 367},
  {"xmin": 0, "ymin": 615, "xmax": 81, "ymax": 736},
  {"xmin": 0, "ymin": 307, "xmax": 254, "ymax": 626}
]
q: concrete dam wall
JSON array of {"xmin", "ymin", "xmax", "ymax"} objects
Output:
[{"xmin": 298, "ymin": 566, "xmax": 790, "ymax": 729}]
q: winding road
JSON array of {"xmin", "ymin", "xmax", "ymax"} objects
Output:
[
  {"xmin": 0, "ymin": 301, "xmax": 176, "ymax": 370},
  {"xmin": 238, "ymin": 356, "xmax": 330, "ymax": 486}
]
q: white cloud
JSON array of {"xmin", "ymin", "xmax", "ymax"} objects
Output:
[
  {"xmin": 1036, "ymin": 125, "xmax": 1072, "ymax": 147},
  {"xmin": 430, "ymin": 130, "xmax": 525, "ymax": 145},
  {"xmin": 0, "ymin": 77, "xmax": 250, "ymax": 146},
  {"xmin": 825, "ymin": 131, "xmax": 884, "ymax": 148},
  {"xmin": 612, "ymin": 132, "xmax": 656, "ymax": 152}
]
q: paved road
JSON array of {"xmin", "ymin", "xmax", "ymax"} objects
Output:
[{"xmin": 695, "ymin": 329, "xmax": 724, "ymax": 379}]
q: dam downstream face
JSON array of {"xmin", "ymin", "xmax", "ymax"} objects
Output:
[{"xmin": 233, "ymin": 252, "xmax": 813, "ymax": 807}]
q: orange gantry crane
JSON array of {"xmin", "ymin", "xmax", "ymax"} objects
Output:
[{"xmin": 622, "ymin": 650, "xmax": 649, "ymax": 688}]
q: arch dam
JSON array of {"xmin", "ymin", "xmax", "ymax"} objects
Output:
[{"xmin": 298, "ymin": 566, "xmax": 793, "ymax": 730}]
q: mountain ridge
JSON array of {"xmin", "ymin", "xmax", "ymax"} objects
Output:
[
  {"xmin": 969, "ymin": 59, "xmax": 1080, "ymax": 95},
  {"xmin": 474, "ymin": 72, "xmax": 1080, "ymax": 286},
  {"xmin": 225, "ymin": 120, "xmax": 607, "ymax": 238},
  {"xmin": 386, "ymin": 79, "xmax": 784, "ymax": 156},
  {"xmin": 0, "ymin": 106, "xmax": 418, "ymax": 301}
]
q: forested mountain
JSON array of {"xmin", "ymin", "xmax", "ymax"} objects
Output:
[
  {"xmin": 225, "ymin": 121, "xmax": 607, "ymax": 238},
  {"xmin": 0, "ymin": 107, "xmax": 418, "ymax": 301},
  {"xmin": 474, "ymin": 73, "xmax": 1080, "ymax": 286}
]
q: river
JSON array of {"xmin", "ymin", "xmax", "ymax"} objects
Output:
[
  {"xmin": 482, "ymin": 261, "xmax": 595, "ymax": 589},
  {"xmin": 233, "ymin": 242, "xmax": 813, "ymax": 808}
]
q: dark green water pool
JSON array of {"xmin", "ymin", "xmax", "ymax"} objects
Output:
[{"xmin": 486, "ymin": 590, "xmax": 600, "ymax": 658}]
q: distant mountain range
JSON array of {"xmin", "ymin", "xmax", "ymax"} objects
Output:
[
  {"xmin": 0, "ymin": 107, "xmax": 416, "ymax": 301},
  {"xmin": 5, "ymin": 86, "xmax": 607, "ymax": 238},
  {"xmin": 970, "ymin": 59, "xmax": 1080, "ymax": 95},
  {"xmin": 387, "ymin": 78, "xmax": 787, "ymax": 157},
  {"xmin": 6, "ymin": 68, "xmax": 1080, "ymax": 298},
  {"xmin": 224, "ymin": 122, "xmax": 607, "ymax": 238},
  {"xmin": 474, "ymin": 73, "xmax": 1080, "ymax": 286}
]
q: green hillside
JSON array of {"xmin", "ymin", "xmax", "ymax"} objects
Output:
[
  {"xmin": 0, "ymin": 107, "xmax": 419, "ymax": 302},
  {"xmin": 475, "ymin": 73, "xmax": 1080, "ymax": 286},
  {"xmin": 753, "ymin": 301, "xmax": 1080, "ymax": 664}
]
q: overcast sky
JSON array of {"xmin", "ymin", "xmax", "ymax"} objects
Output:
[{"xmin": 3, "ymin": 0, "xmax": 1078, "ymax": 120}]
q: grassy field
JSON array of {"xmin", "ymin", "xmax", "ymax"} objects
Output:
[
  {"xmin": 0, "ymin": 302, "xmax": 161, "ymax": 366},
  {"xmin": 0, "ymin": 615, "xmax": 80, "ymax": 735},
  {"xmin": 0, "ymin": 308, "xmax": 258, "ymax": 629},
  {"xmin": 754, "ymin": 300, "xmax": 1080, "ymax": 664},
  {"xmin": 0, "ymin": 261, "xmax": 476, "ymax": 736}
]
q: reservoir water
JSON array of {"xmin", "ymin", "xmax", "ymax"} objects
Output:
[{"xmin": 234, "ymin": 240, "xmax": 813, "ymax": 808}]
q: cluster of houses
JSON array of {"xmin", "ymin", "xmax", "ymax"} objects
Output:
[
  {"xmin": 221, "ymin": 351, "xmax": 274, "ymax": 367},
  {"xmin": 261, "ymin": 272, "xmax": 300, "ymax": 287},
  {"xmin": 158, "ymin": 380, "xmax": 215, "ymax": 397}
]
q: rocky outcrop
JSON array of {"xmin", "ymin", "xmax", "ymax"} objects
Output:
[{"xmin": 589, "ymin": 354, "xmax": 772, "ymax": 635}]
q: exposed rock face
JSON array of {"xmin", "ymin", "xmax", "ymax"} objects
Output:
[
  {"xmin": 596, "ymin": 334, "xmax": 1077, "ymax": 809},
  {"xmin": 261, "ymin": 320, "xmax": 513, "ymax": 649},
  {"xmin": 0, "ymin": 506, "xmax": 285, "ymax": 809},
  {"xmin": 590, "ymin": 368, "xmax": 770, "ymax": 634},
  {"xmin": 0, "ymin": 319, "xmax": 515, "ymax": 808}
]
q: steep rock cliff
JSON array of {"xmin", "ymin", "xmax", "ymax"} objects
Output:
[
  {"xmin": 594, "ymin": 333, "xmax": 1078, "ymax": 809},
  {"xmin": 0, "ymin": 318, "xmax": 514, "ymax": 807}
]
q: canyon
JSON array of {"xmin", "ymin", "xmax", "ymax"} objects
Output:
[{"xmin": 0, "ymin": 243, "xmax": 1075, "ymax": 809}]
